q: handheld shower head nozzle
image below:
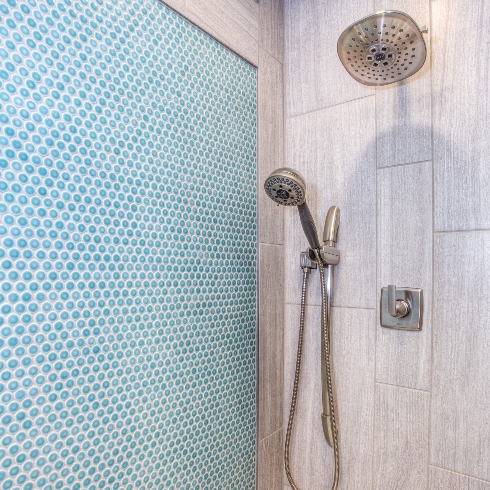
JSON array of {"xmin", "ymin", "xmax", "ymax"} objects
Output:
[
  {"xmin": 264, "ymin": 168, "xmax": 321, "ymax": 250},
  {"xmin": 264, "ymin": 167, "xmax": 306, "ymax": 206}
]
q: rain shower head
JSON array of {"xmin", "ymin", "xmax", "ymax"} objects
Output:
[
  {"xmin": 264, "ymin": 168, "xmax": 321, "ymax": 250},
  {"xmin": 337, "ymin": 10, "xmax": 427, "ymax": 86}
]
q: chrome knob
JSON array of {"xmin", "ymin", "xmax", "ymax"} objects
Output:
[{"xmin": 388, "ymin": 284, "xmax": 411, "ymax": 318}]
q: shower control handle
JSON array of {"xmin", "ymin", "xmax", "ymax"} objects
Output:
[
  {"xmin": 381, "ymin": 286, "xmax": 423, "ymax": 331},
  {"xmin": 388, "ymin": 285, "xmax": 410, "ymax": 318}
]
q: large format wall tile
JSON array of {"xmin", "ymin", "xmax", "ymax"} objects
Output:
[
  {"xmin": 187, "ymin": 0, "xmax": 259, "ymax": 65},
  {"xmin": 432, "ymin": 0, "xmax": 490, "ymax": 231},
  {"xmin": 259, "ymin": 0, "xmax": 285, "ymax": 62},
  {"xmin": 256, "ymin": 0, "xmax": 285, "ymax": 486},
  {"xmin": 376, "ymin": 162, "xmax": 432, "ymax": 390},
  {"xmin": 285, "ymin": 97, "xmax": 377, "ymax": 308},
  {"xmin": 258, "ymin": 429, "xmax": 284, "ymax": 489},
  {"xmin": 284, "ymin": 305, "xmax": 375, "ymax": 489},
  {"xmin": 283, "ymin": 305, "xmax": 331, "ymax": 488},
  {"xmin": 431, "ymin": 232, "xmax": 490, "ymax": 480},
  {"xmin": 332, "ymin": 307, "xmax": 375, "ymax": 490},
  {"xmin": 258, "ymin": 49, "xmax": 284, "ymax": 245},
  {"xmin": 373, "ymin": 384, "xmax": 430, "ymax": 490},
  {"xmin": 430, "ymin": 467, "xmax": 490, "ymax": 490},
  {"xmin": 259, "ymin": 244, "xmax": 285, "ymax": 440},
  {"xmin": 285, "ymin": 0, "xmax": 374, "ymax": 117},
  {"xmin": 163, "ymin": 0, "xmax": 186, "ymax": 14},
  {"xmin": 375, "ymin": 0, "xmax": 432, "ymax": 168}
]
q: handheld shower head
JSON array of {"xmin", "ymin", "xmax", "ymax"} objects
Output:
[
  {"xmin": 264, "ymin": 168, "xmax": 320, "ymax": 250},
  {"xmin": 264, "ymin": 167, "xmax": 306, "ymax": 206}
]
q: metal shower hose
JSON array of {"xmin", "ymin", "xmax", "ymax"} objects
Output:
[{"xmin": 284, "ymin": 249, "xmax": 340, "ymax": 490}]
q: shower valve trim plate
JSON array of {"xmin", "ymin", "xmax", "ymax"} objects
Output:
[{"xmin": 380, "ymin": 285, "xmax": 423, "ymax": 331}]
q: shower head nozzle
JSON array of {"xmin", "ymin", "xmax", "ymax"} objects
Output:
[
  {"xmin": 264, "ymin": 167, "xmax": 306, "ymax": 206},
  {"xmin": 337, "ymin": 10, "xmax": 427, "ymax": 87},
  {"xmin": 264, "ymin": 168, "xmax": 321, "ymax": 250}
]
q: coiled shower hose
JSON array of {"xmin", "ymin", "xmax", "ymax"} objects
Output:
[{"xmin": 284, "ymin": 249, "xmax": 340, "ymax": 490}]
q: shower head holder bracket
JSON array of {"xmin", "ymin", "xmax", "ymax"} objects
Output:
[
  {"xmin": 300, "ymin": 250, "xmax": 317, "ymax": 270},
  {"xmin": 320, "ymin": 246, "xmax": 340, "ymax": 266}
]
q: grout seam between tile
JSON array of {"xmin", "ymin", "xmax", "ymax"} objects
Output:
[
  {"xmin": 258, "ymin": 426, "xmax": 283, "ymax": 444},
  {"xmin": 258, "ymin": 42, "xmax": 284, "ymax": 65},
  {"xmin": 430, "ymin": 465, "xmax": 490, "ymax": 485},
  {"xmin": 428, "ymin": 0, "xmax": 435, "ymax": 484},
  {"xmin": 373, "ymin": 70, "xmax": 379, "ymax": 489},
  {"xmin": 281, "ymin": 17, "xmax": 286, "ymax": 485},
  {"xmin": 258, "ymin": 242, "xmax": 284, "ymax": 247},
  {"xmin": 255, "ymin": 45, "xmax": 261, "ymax": 489},
  {"xmin": 377, "ymin": 159, "xmax": 433, "ymax": 171},
  {"xmin": 285, "ymin": 303, "xmax": 376, "ymax": 311},
  {"xmin": 376, "ymin": 381, "xmax": 430, "ymax": 395},
  {"xmin": 285, "ymin": 94, "xmax": 376, "ymax": 120},
  {"xmin": 159, "ymin": 0, "xmax": 259, "ymax": 67},
  {"xmin": 434, "ymin": 228, "xmax": 490, "ymax": 235}
]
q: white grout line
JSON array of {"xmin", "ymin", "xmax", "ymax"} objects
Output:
[{"xmin": 258, "ymin": 426, "xmax": 283, "ymax": 444}]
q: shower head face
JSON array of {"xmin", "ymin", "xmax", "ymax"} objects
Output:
[
  {"xmin": 264, "ymin": 167, "xmax": 306, "ymax": 206},
  {"xmin": 337, "ymin": 11, "xmax": 427, "ymax": 86}
]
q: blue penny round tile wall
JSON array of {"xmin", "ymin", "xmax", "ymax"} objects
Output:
[{"xmin": 0, "ymin": 0, "xmax": 257, "ymax": 489}]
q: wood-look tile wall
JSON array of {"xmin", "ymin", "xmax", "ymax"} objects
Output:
[
  {"xmin": 284, "ymin": 305, "xmax": 375, "ymax": 489},
  {"xmin": 165, "ymin": 0, "xmax": 260, "ymax": 65},
  {"xmin": 160, "ymin": 1, "xmax": 285, "ymax": 488},
  {"xmin": 284, "ymin": 0, "xmax": 490, "ymax": 488},
  {"xmin": 256, "ymin": 1, "xmax": 285, "ymax": 488}
]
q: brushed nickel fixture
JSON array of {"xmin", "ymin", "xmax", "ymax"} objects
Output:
[
  {"xmin": 319, "ymin": 206, "xmax": 340, "ymax": 449},
  {"xmin": 321, "ymin": 205, "xmax": 341, "ymax": 266},
  {"xmin": 264, "ymin": 168, "xmax": 341, "ymax": 490},
  {"xmin": 380, "ymin": 284, "xmax": 423, "ymax": 330},
  {"xmin": 337, "ymin": 11, "xmax": 428, "ymax": 86},
  {"xmin": 264, "ymin": 167, "xmax": 320, "ymax": 249}
]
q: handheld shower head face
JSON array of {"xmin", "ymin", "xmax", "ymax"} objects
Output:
[
  {"xmin": 264, "ymin": 168, "xmax": 306, "ymax": 206},
  {"xmin": 264, "ymin": 168, "xmax": 321, "ymax": 250}
]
